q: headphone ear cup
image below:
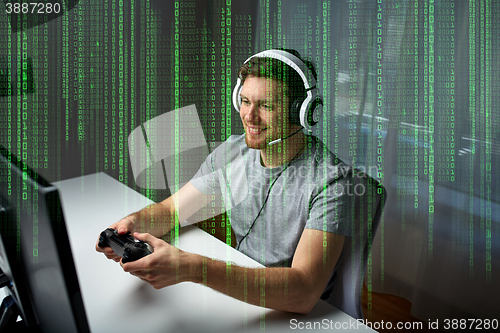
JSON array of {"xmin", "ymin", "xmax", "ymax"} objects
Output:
[
  {"xmin": 289, "ymin": 98, "xmax": 304, "ymax": 126},
  {"xmin": 232, "ymin": 78, "xmax": 244, "ymax": 112},
  {"xmin": 307, "ymin": 98, "xmax": 323, "ymax": 127},
  {"xmin": 237, "ymin": 90, "xmax": 242, "ymax": 109}
]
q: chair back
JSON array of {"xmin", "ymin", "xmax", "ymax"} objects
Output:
[{"xmin": 321, "ymin": 170, "xmax": 386, "ymax": 319}]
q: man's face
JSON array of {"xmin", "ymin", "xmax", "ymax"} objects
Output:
[{"xmin": 239, "ymin": 76, "xmax": 295, "ymax": 149}]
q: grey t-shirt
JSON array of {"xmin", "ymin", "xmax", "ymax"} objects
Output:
[{"xmin": 189, "ymin": 134, "xmax": 354, "ymax": 268}]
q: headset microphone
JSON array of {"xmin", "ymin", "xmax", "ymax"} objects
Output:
[{"xmin": 267, "ymin": 128, "xmax": 304, "ymax": 146}]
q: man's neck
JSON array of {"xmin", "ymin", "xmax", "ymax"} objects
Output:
[{"xmin": 260, "ymin": 132, "xmax": 307, "ymax": 168}]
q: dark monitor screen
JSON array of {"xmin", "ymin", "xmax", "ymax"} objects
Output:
[{"xmin": 0, "ymin": 145, "xmax": 90, "ymax": 333}]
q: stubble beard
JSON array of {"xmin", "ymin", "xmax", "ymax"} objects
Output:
[{"xmin": 244, "ymin": 133, "xmax": 267, "ymax": 150}]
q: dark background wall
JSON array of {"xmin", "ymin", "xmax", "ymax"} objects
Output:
[{"xmin": 1, "ymin": 0, "xmax": 265, "ymax": 200}]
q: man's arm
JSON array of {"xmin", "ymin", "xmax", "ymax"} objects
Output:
[
  {"xmin": 198, "ymin": 229, "xmax": 345, "ymax": 314},
  {"xmin": 123, "ymin": 228, "xmax": 344, "ymax": 314}
]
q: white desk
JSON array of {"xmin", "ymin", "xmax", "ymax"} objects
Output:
[{"xmin": 22, "ymin": 172, "xmax": 374, "ymax": 332}]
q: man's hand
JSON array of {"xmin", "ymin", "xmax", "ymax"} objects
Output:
[
  {"xmin": 95, "ymin": 216, "xmax": 137, "ymax": 262},
  {"xmin": 120, "ymin": 233, "xmax": 194, "ymax": 289},
  {"xmin": 96, "ymin": 182, "xmax": 212, "ymax": 263}
]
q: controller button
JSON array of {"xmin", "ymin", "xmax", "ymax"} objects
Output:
[{"xmin": 98, "ymin": 234, "xmax": 107, "ymax": 247}]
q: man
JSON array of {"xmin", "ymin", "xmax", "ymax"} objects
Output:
[{"xmin": 96, "ymin": 49, "xmax": 354, "ymax": 314}]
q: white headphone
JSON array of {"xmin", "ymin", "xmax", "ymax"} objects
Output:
[{"xmin": 232, "ymin": 49, "xmax": 323, "ymax": 131}]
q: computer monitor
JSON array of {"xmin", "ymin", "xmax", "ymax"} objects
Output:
[{"xmin": 0, "ymin": 145, "xmax": 90, "ymax": 333}]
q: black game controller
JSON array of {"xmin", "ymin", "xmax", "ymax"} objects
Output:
[{"xmin": 98, "ymin": 228, "xmax": 152, "ymax": 263}]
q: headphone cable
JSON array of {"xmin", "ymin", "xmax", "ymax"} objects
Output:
[{"xmin": 236, "ymin": 141, "xmax": 307, "ymax": 251}]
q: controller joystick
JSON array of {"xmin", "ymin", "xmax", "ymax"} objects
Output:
[{"xmin": 98, "ymin": 228, "xmax": 152, "ymax": 263}]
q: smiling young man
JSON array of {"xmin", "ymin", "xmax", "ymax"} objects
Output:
[
  {"xmin": 96, "ymin": 49, "xmax": 355, "ymax": 314},
  {"xmin": 239, "ymin": 74, "xmax": 306, "ymax": 168}
]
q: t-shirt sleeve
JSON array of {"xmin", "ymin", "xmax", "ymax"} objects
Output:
[
  {"xmin": 189, "ymin": 136, "xmax": 248, "ymax": 210},
  {"xmin": 305, "ymin": 174, "xmax": 354, "ymax": 237}
]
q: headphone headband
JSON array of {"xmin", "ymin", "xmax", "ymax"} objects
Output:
[{"xmin": 243, "ymin": 49, "xmax": 317, "ymax": 91}]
